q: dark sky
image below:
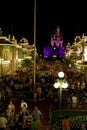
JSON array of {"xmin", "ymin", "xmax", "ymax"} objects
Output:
[{"xmin": 0, "ymin": 0, "xmax": 87, "ymax": 54}]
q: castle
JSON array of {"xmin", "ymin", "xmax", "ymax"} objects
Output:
[{"xmin": 43, "ymin": 26, "xmax": 65, "ymax": 58}]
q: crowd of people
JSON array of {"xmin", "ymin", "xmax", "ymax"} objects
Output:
[
  {"xmin": 0, "ymin": 99, "xmax": 43, "ymax": 130},
  {"xmin": 0, "ymin": 56, "xmax": 87, "ymax": 129}
]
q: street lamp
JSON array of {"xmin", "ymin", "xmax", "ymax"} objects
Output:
[{"xmin": 54, "ymin": 71, "xmax": 68, "ymax": 109}]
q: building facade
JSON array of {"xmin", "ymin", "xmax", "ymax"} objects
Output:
[{"xmin": 0, "ymin": 28, "xmax": 36, "ymax": 76}]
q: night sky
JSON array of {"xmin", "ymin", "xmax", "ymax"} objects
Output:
[{"xmin": 0, "ymin": 0, "xmax": 87, "ymax": 54}]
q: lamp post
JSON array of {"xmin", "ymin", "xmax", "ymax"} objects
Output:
[
  {"xmin": 54, "ymin": 71, "xmax": 68, "ymax": 109},
  {"xmin": 33, "ymin": 0, "xmax": 36, "ymax": 88}
]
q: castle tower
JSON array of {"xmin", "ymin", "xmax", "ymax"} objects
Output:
[
  {"xmin": 43, "ymin": 26, "xmax": 65, "ymax": 58},
  {"xmin": 51, "ymin": 26, "xmax": 63, "ymax": 48}
]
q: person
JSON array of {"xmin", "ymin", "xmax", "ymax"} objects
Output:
[
  {"xmin": 20, "ymin": 99, "xmax": 28, "ymax": 111},
  {"xmin": 0, "ymin": 113, "xmax": 8, "ymax": 130},
  {"xmin": 71, "ymin": 93, "xmax": 78, "ymax": 109},
  {"xmin": 33, "ymin": 87, "xmax": 38, "ymax": 102},
  {"xmin": 80, "ymin": 81, "xmax": 86, "ymax": 91},
  {"xmin": 31, "ymin": 118, "xmax": 38, "ymax": 130},
  {"xmin": 17, "ymin": 110, "xmax": 25, "ymax": 130},
  {"xmin": 7, "ymin": 100, "xmax": 15, "ymax": 121},
  {"xmin": 24, "ymin": 111, "xmax": 33, "ymax": 130},
  {"xmin": 37, "ymin": 86, "xmax": 42, "ymax": 99},
  {"xmin": 62, "ymin": 115, "xmax": 70, "ymax": 130},
  {"xmin": 81, "ymin": 123, "xmax": 86, "ymax": 130},
  {"xmin": 32, "ymin": 106, "xmax": 43, "ymax": 129}
]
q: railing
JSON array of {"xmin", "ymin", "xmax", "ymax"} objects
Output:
[{"xmin": 50, "ymin": 109, "xmax": 87, "ymax": 130}]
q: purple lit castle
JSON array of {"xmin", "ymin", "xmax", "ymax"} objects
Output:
[{"xmin": 43, "ymin": 26, "xmax": 65, "ymax": 58}]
